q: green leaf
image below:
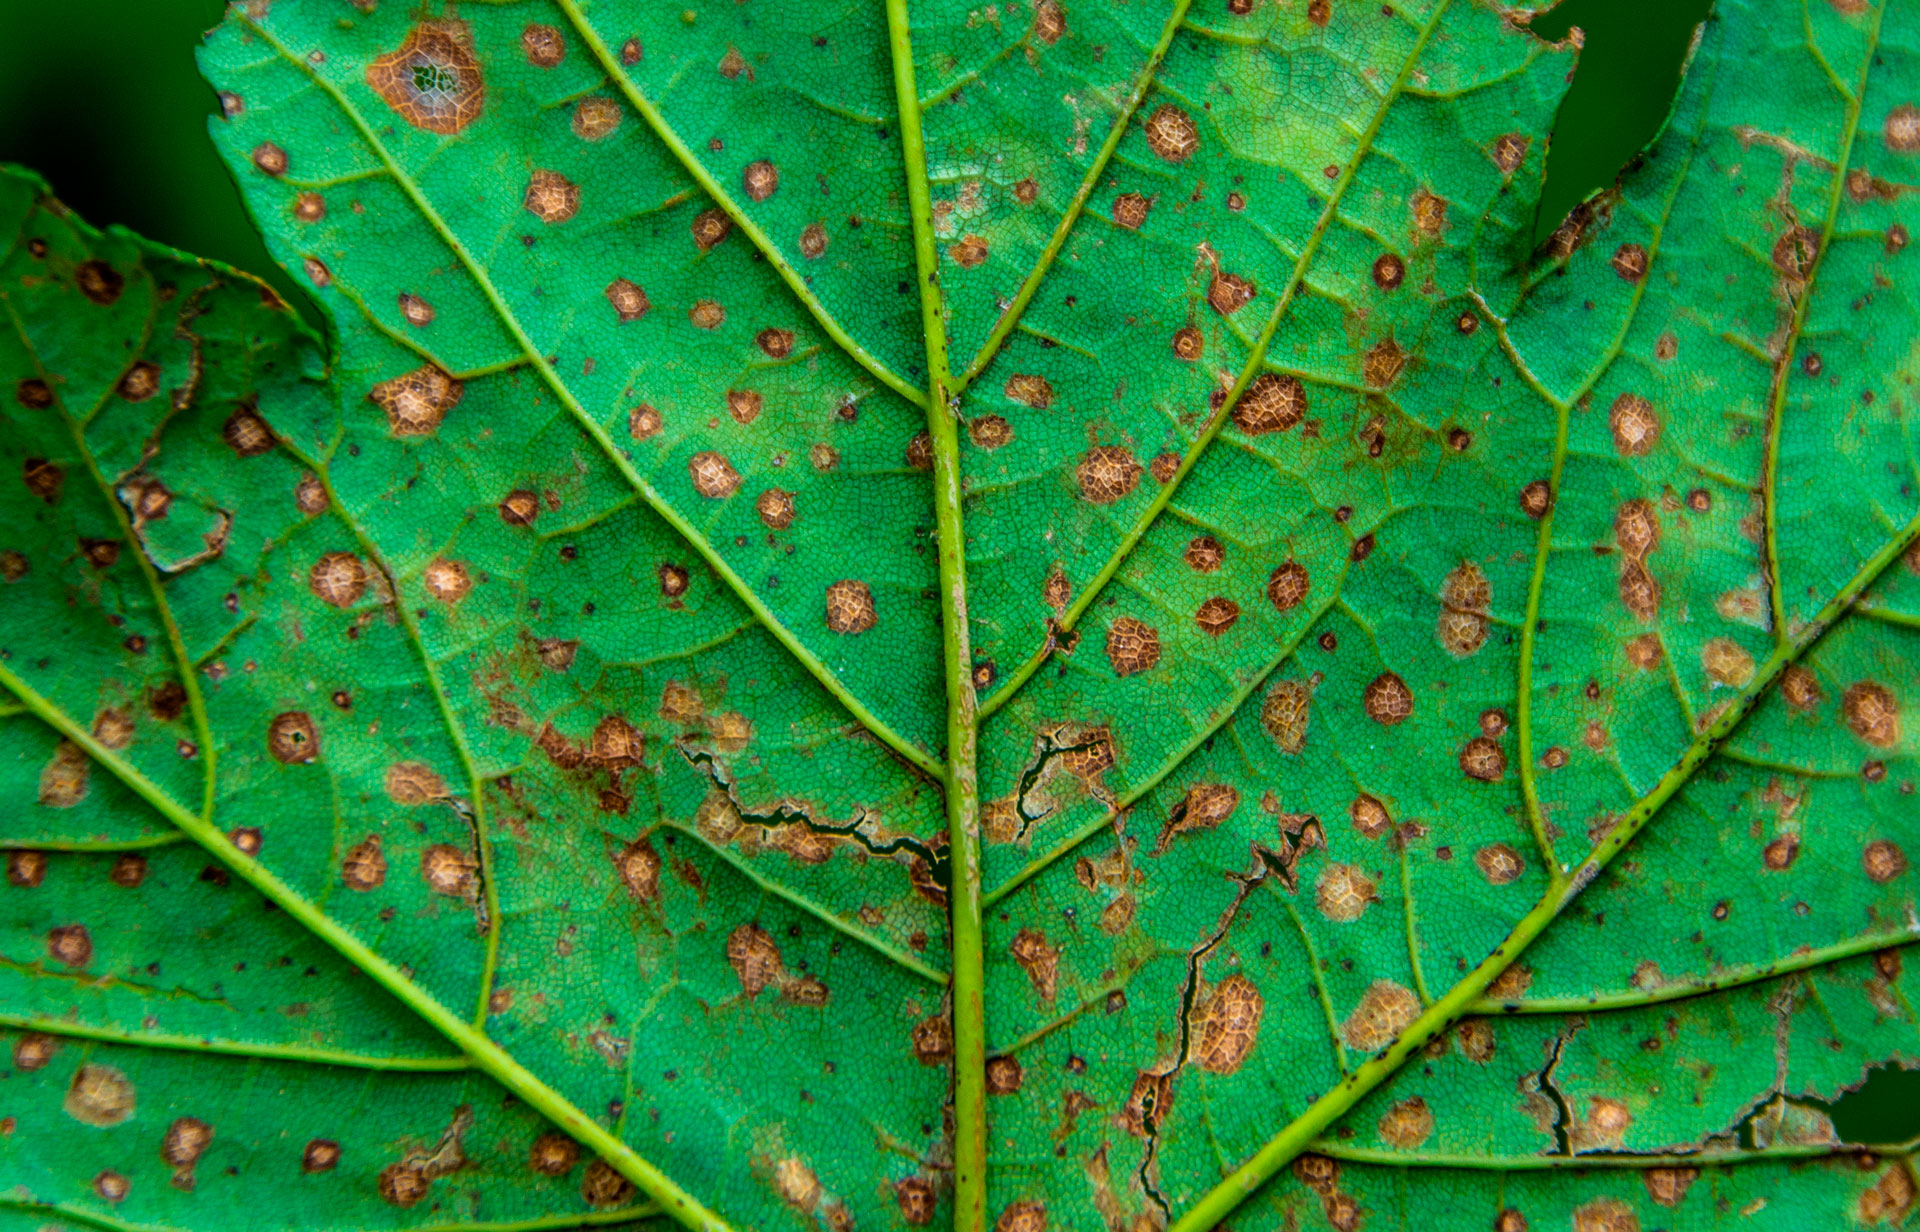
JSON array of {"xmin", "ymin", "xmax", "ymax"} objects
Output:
[{"xmin": 3, "ymin": 0, "xmax": 1919, "ymax": 1229}]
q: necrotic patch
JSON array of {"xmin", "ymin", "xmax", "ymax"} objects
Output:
[{"xmin": 366, "ymin": 23, "xmax": 485, "ymax": 135}]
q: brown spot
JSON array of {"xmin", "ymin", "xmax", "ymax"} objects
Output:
[
  {"xmin": 529, "ymin": 1131, "xmax": 579, "ymax": 1176},
  {"xmin": 753, "ymin": 328, "xmax": 797, "ymax": 360},
  {"xmin": 1076, "ymin": 446, "xmax": 1141, "ymax": 504},
  {"xmin": 342, "ymin": 837, "xmax": 387, "ymax": 891},
  {"xmin": 524, "ymin": 170, "xmax": 580, "ymax": 223},
  {"xmin": 309, "ymin": 552, "xmax": 368, "ymax": 608},
  {"xmin": 384, "ymin": 762, "xmax": 446, "ymax": 806},
  {"xmin": 268, "ymin": 712, "xmax": 320, "ymax": 764},
  {"xmin": 969, "ymin": 416, "xmax": 1014, "ymax": 450},
  {"xmin": 1186, "ymin": 535, "xmax": 1224, "ymax": 572},
  {"xmin": 1642, "ymin": 1167, "xmax": 1697, "ymax": 1208},
  {"xmin": 1887, "ymin": 104, "xmax": 1920, "ymax": 152},
  {"xmin": 75, "ymin": 260, "xmax": 124, "ymax": 305},
  {"xmin": 367, "ymin": 22, "xmax": 485, "ymax": 134},
  {"xmin": 659, "ymin": 564, "xmax": 690, "ymax": 599},
  {"xmin": 7, "ymin": 850, "xmax": 46, "ymax": 888},
  {"xmin": 1315, "ymin": 864, "xmax": 1376, "ymax": 923},
  {"xmin": 1208, "ymin": 270, "xmax": 1255, "ymax": 315},
  {"xmin": 518, "ymin": 22, "xmax": 566, "ymax": 66},
  {"xmin": 1341, "ymin": 979, "xmax": 1419, "ymax": 1051},
  {"xmin": 93, "ymin": 1171, "xmax": 129, "ymax": 1203},
  {"xmin": 1193, "ymin": 974, "xmax": 1263, "ymax": 1074},
  {"xmin": 1143, "ymin": 103, "xmax": 1198, "ymax": 162},
  {"xmin": 1438, "ymin": 562, "xmax": 1490, "ymax": 657},
  {"xmin": 605, "ymin": 279, "xmax": 650, "ymax": 323},
  {"xmin": 81, "ymin": 538, "xmax": 120, "ymax": 569},
  {"xmin": 573, "ymin": 96, "xmax": 622, "ymax": 141},
  {"xmin": 251, "ymin": 142, "xmax": 289, "ymax": 177},
  {"xmin": 1372, "ymin": 253, "xmax": 1405, "ymax": 290},
  {"xmin": 1171, "ymin": 325, "xmax": 1203, "ymax": 361},
  {"xmin": 1611, "ymin": 243, "xmax": 1649, "ymax": 281},
  {"xmin": 117, "ymin": 361, "xmax": 161, "ymax": 403},
  {"xmin": 726, "ymin": 389, "xmax": 763, "ymax": 425},
  {"xmin": 1156, "ymin": 782, "xmax": 1240, "ymax": 852},
  {"xmin": 1014, "ymin": 178, "xmax": 1039, "ymax": 204},
  {"xmin": 499, "ymin": 489, "xmax": 541, "ymax": 527},
  {"xmin": 985, "ymin": 1055, "xmax": 1023, "ymax": 1094},
  {"xmin": 1112, "ymin": 191, "xmax": 1151, "ymax": 229},
  {"xmin": 380, "ymin": 1163, "xmax": 431, "ymax": 1208},
  {"xmin": 1232, "ymin": 373, "xmax": 1305, "ymax": 435},
  {"xmin": 727, "ymin": 923, "xmax": 785, "ymax": 996},
  {"xmin": 369, "ymin": 366, "xmax": 463, "ymax": 436},
  {"xmin": 162, "ymin": 1116, "xmax": 214, "ymax": 1172},
  {"xmin": 629, "ymin": 404, "xmax": 663, "ymax": 440},
  {"xmin": 1307, "ymin": 0, "xmax": 1331, "ymax": 24},
  {"xmin": 754, "ymin": 487, "xmax": 797, "ymax": 530},
  {"xmin": 293, "ymin": 192, "xmax": 326, "ymax": 223},
  {"xmin": 303, "ymin": 1139, "xmax": 341, "ymax": 1173},
  {"xmin": 1410, "ymin": 189, "xmax": 1448, "ymax": 237},
  {"xmin": 1194, "ymin": 596, "xmax": 1240, "ymax": 636},
  {"xmin": 423, "ymin": 558, "xmax": 471, "ymax": 604},
  {"xmin": 1844, "ymin": 682, "xmax": 1901, "ymax": 747},
  {"xmin": 1293, "ymin": 1153, "xmax": 1340, "ymax": 1194},
  {"xmin": 1518, "ymin": 479, "xmax": 1552, "ymax": 520},
  {"xmin": 1780, "ymin": 665, "xmax": 1824, "ymax": 710},
  {"xmin": 1363, "ymin": 672, "xmax": 1413, "ymax": 725},
  {"xmin": 1861, "ymin": 1161, "xmax": 1916, "ymax": 1224},
  {"xmin": 1459, "ymin": 736, "xmax": 1507, "ymax": 781},
  {"xmin": 1619, "ymin": 558, "xmax": 1661, "ymax": 621},
  {"xmin": 1363, "ymin": 337, "xmax": 1406, "ymax": 388},
  {"xmin": 688, "ymin": 451, "xmax": 741, "ymax": 500},
  {"xmin": 21, "ymin": 458, "xmax": 62, "ymax": 504},
  {"xmin": 1150, "ymin": 452, "xmax": 1180, "ymax": 483},
  {"xmin": 691, "ymin": 209, "xmax": 734, "ymax": 252},
  {"xmin": 1491, "ymin": 133, "xmax": 1530, "ymax": 174},
  {"xmin": 1104, "ymin": 616, "xmax": 1161, "ymax": 676},
  {"xmin": 48, "ymin": 923, "xmax": 92, "ymax": 967},
  {"xmin": 1119, "ymin": 1070, "xmax": 1173, "ymax": 1137},
  {"xmin": 911, "ymin": 1013, "xmax": 953, "ymax": 1065},
  {"xmin": 1701, "ymin": 638, "xmax": 1755, "ymax": 687},
  {"xmin": 799, "ymin": 222, "xmax": 829, "ymax": 258},
  {"xmin": 1044, "ymin": 570, "xmax": 1071, "ymax": 611},
  {"xmin": 743, "ymin": 160, "xmax": 780, "ymax": 202},
  {"xmin": 397, "ymin": 293, "xmax": 435, "ymax": 328},
  {"xmin": 896, "ymin": 1177, "xmax": 937, "ymax": 1226},
  {"xmin": 421, "ymin": 844, "xmax": 477, "ymax": 897},
  {"xmin": 1378, "ymin": 1097, "xmax": 1434, "ymax": 1148},
  {"xmin": 824, "ymin": 579, "xmax": 877, "ymax": 634},
  {"xmin": 1608, "ymin": 391, "xmax": 1660, "ymax": 456},
  {"xmin": 1031, "ymin": 0, "xmax": 1067, "ymax": 44},
  {"xmin": 1475, "ymin": 844, "xmax": 1524, "ymax": 885},
  {"xmin": 690, "ymin": 299, "xmax": 727, "ymax": 330},
  {"xmin": 13, "ymin": 1034, "xmax": 56, "ymax": 1071},
  {"xmin": 15, "ymin": 378, "xmax": 52, "ymax": 409},
  {"xmin": 771, "ymin": 1157, "xmax": 820, "ymax": 1213},
  {"xmin": 1457, "ymin": 1018, "xmax": 1496, "ymax": 1063},
  {"xmin": 1004, "ymin": 373, "xmax": 1055, "ymax": 409},
  {"xmin": 1865, "ymin": 839, "xmax": 1908, "ymax": 883},
  {"xmin": 1261, "ymin": 679, "xmax": 1311, "ymax": 753},
  {"xmin": 1350, "ymin": 793, "xmax": 1392, "ymax": 840},
  {"xmin": 1762, "ymin": 833, "xmax": 1800, "ymax": 871},
  {"xmin": 949, "ymin": 235, "xmax": 989, "ymax": 268},
  {"xmin": 1009, "ymin": 928, "xmax": 1059, "ymax": 1001},
  {"xmin": 65, "ymin": 1064, "xmax": 135, "ymax": 1126},
  {"xmin": 224, "ymin": 406, "xmax": 275, "ymax": 457}
]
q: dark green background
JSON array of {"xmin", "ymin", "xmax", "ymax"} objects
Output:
[{"xmin": 1, "ymin": 0, "xmax": 1913, "ymax": 1143}]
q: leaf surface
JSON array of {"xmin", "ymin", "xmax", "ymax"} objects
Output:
[{"xmin": 4, "ymin": 0, "xmax": 1920, "ymax": 1229}]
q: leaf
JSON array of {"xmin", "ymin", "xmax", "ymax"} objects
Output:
[{"xmin": 2, "ymin": 0, "xmax": 1918, "ymax": 1229}]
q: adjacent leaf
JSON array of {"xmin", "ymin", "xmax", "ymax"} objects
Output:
[{"xmin": 3, "ymin": 0, "xmax": 1918, "ymax": 1229}]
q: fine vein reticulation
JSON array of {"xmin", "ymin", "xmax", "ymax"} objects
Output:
[{"xmin": 4, "ymin": 0, "xmax": 1920, "ymax": 1230}]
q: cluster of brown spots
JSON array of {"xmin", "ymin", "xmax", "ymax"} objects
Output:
[
  {"xmin": 743, "ymin": 160, "xmax": 779, "ymax": 202},
  {"xmin": 1186, "ymin": 535, "xmax": 1224, "ymax": 572},
  {"xmin": 303, "ymin": 1139, "xmax": 342, "ymax": 1173},
  {"xmin": 1362, "ymin": 672, "xmax": 1413, "ymax": 725},
  {"xmin": 369, "ymin": 365, "xmax": 463, "ymax": 437},
  {"xmin": 1459, "ymin": 735, "xmax": 1507, "ymax": 782},
  {"xmin": 525, "ymin": 170, "xmax": 580, "ymax": 223},
  {"xmin": 688, "ymin": 451, "xmax": 742, "ymax": 500},
  {"xmin": 1861, "ymin": 1161, "xmax": 1917, "ymax": 1223},
  {"xmin": 1192, "ymin": 974, "xmax": 1263, "ymax": 1074},
  {"xmin": 756, "ymin": 488, "xmax": 796, "ymax": 530},
  {"xmin": 1362, "ymin": 337, "xmax": 1406, "ymax": 388},
  {"xmin": 162, "ymin": 1115, "xmax": 214, "ymax": 1189},
  {"xmin": 969, "ymin": 416, "xmax": 1014, "ymax": 450},
  {"xmin": 1342, "ymin": 980, "xmax": 1419, "ymax": 1051},
  {"xmin": 1232, "ymin": 373, "xmax": 1305, "ymax": 435},
  {"xmin": 1491, "ymin": 133, "xmax": 1530, "ymax": 175},
  {"xmin": 605, "ymin": 279, "xmax": 650, "ymax": 323},
  {"xmin": 1294, "ymin": 1153, "xmax": 1340, "ymax": 1195},
  {"xmin": 267, "ymin": 712, "xmax": 320, "ymax": 765},
  {"xmin": 1004, "ymin": 372, "xmax": 1054, "ymax": 409},
  {"xmin": 1143, "ymin": 103, "xmax": 1197, "ymax": 162},
  {"xmin": 342, "ymin": 836, "xmax": 387, "ymax": 890},
  {"xmin": 367, "ymin": 23, "xmax": 485, "ymax": 135},
  {"xmin": 529, "ymin": 1131, "xmax": 579, "ymax": 1176},
  {"xmin": 1372, "ymin": 253, "xmax": 1405, "ymax": 291},
  {"xmin": 47, "ymin": 923, "xmax": 92, "ymax": 967},
  {"xmin": 1194, "ymin": 596, "xmax": 1240, "ymax": 636},
  {"xmin": 1700, "ymin": 637, "xmax": 1755, "ymax": 688},
  {"xmin": 65, "ymin": 1064, "xmax": 136, "ymax": 1126},
  {"xmin": 949, "ymin": 235, "xmax": 989, "ymax": 268},
  {"xmin": 421, "ymin": 844, "xmax": 478, "ymax": 897},
  {"xmin": 14, "ymin": 1033, "xmax": 56, "ymax": 1070},
  {"xmin": 1475, "ymin": 844, "xmax": 1524, "ymax": 885},
  {"xmin": 1614, "ymin": 498, "xmax": 1662, "ymax": 620},
  {"xmin": 895, "ymin": 1177, "xmax": 937, "ymax": 1226},
  {"xmin": 1843, "ymin": 682, "xmax": 1900, "ymax": 747},
  {"xmin": 1112, "ymin": 192, "xmax": 1151, "ymax": 230},
  {"xmin": 75, "ymin": 259, "xmax": 125, "ymax": 305},
  {"xmin": 1608, "ymin": 392, "xmax": 1660, "ymax": 456},
  {"xmin": 1438, "ymin": 562, "xmax": 1490, "ymax": 657},
  {"xmin": 1864, "ymin": 839, "xmax": 1908, "ymax": 883},
  {"xmin": 689, "ymin": 299, "xmax": 727, "ymax": 330},
  {"xmin": 1104, "ymin": 616, "xmax": 1161, "ymax": 676},
  {"xmin": 1315, "ymin": 864, "xmax": 1377, "ymax": 923},
  {"xmin": 1261, "ymin": 678, "xmax": 1312, "ymax": 753},
  {"xmin": 1009, "ymin": 929, "xmax": 1059, "ymax": 1001},
  {"xmin": 1377, "ymin": 1097, "xmax": 1434, "ymax": 1148},
  {"xmin": 825, "ymin": 579, "xmax": 877, "ymax": 634},
  {"xmin": 1077, "ymin": 446, "xmax": 1141, "ymax": 504},
  {"xmin": 223, "ymin": 405, "xmax": 275, "ymax": 457},
  {"xmin": 798, "ymin": 222, "xmax": 829, "ymax": 259},
  {"xmin": 423, "ymin": 558, "xmax": 471, "ymax": 604},
  {"xmin": 1208, "ymin": 270, "xmax": 1255, "ymax": 315},
  {"xmin": 573, "ymin": 96, "xmax": 621, "ymax": 141},
  {"xmin": 1155, "ymin": 782, "xmax": 1240, "ymax": 853}
]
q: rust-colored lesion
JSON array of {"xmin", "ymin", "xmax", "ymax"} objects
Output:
[{"xmin": 365, "ymin": 22, "xmax": 485, "ymax": 135}]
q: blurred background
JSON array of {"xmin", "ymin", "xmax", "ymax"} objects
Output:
[{"xmin": 0, "ymin": 0, "xmax": 1912, "ymax": 1141}]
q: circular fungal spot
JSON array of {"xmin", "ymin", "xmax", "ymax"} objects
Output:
[
  {"xmin": 906, "ymin": 432, "xmax": 933, "ymax": 470},
  {"xmin": 573, "ymin": 96, "xmax": 622, "ymax": 141},
  {"xmin": 1044, "ymin": 570, "xmax": 1071, "ymax": 611},
  {"xmin": 985, "ymin": 1055, "xmax": 1023, "ymax": 1094},
  {"xmin": 13, "ymin": 1033, "xmax": 56, "ymax": 1071},
  {"xmin": 1315, "ymin": 863, "xmax": 1376, "ymax": 922},
  {"xmin": 395, "ymin": 292, "xmax": 435, "ymax": 328},
  {"xmin": 1143, "ymin": 104, "xmax": 1198, "ymax": 163},
  {"xmin": 799, "ymin": 222, "xmax": 829, "ymax": 258},
  {"xmin": 16, "ymin": 378, "xmax": 52, "ymax": 410},
  {"xmin": 1614, "ymin": 498, "xmax": 1661, "ymax": 556},
  {"xmin": 92, "ymin": 707, "xmax": 134, "ymax": 751},
  {"xmin": 1438, "ymin": 561, "xmax": 1490, "ymax": 657},
  {"xmin": 499, "ymin": 489, "xmax": 541, "ymax": 527},
  {"xmin": 949, "ymin": 235, "xmax": 988, "ymax": 268},
  {"xmin": 1608, "ymin": 392, "xmax": 1660, "ymax": 456},
  {"xmin": 810, "ymin": 443, "xmax": 839, "ymax": 471},
  {"xmin": 1193, "ymin": 597, "xmax": 1240, "ymax": 637},
  {"xmin": 1260, "ymin": 678, "xmax": 1311, "ymax": 754},
  {"xmin": 896, "ymin": 1177, "xmax": 937, "ymax": 1226},
  {"xmin": 48, "ymin": 924, "xmax": 92, "ymax": 967},
  {"xmin": 1611, "ymin": 243, "xmax": 1649, "ymax": 281},
  {"xmin": 1171, "ymin": 325, "xmax": 1203, "ymax": 361},
  {"xmin": 118, "ymin": 362, "xmax": 160, "ymax": 403},
  {"xmin": 252, "ymin": 142, "xmax": 289, "ymax": 177},
  {"xmin": 1457, "ymin": 1018, "xmax": 1496, "ymax": 1064},
  {"xmin": 1105, "ymin": 616, "xmax": 1161, "ymax": 676},
  {"xmin": 293, "ymin": 192, "xmax": 326, "ymax": 222},
  {"xmin": 1643, "ymin": 1168, "xmax": 1698, "ymax": 1209},
  {"xmin": 727, "ymin": 390, "xmax": 763, "ymax": 425},
  {"xmin": 1307, "ymin": 0, "xmax": 1331, "ymax": 23},
  {"xmin": 1193, "ymin": 974, "xmax": 1263, "ymax": 1074},
  {"xmin": 369, "ymin": 365, "xmax": 463, "ymax": 437},
  {"xmin": 727, "ymin": 923, "xmax": 786, "ymax": 998},
  {"xmin": 969, "ymin": 416, "xmax": 1014, "ymax": 450},
  {"xmin": 995, "ymin": 1201, "xmax": 1047, "ymax": 1232},
  {"xmin": 1372, "ymin": 253, "xmax": 1405, "ymax": 290},
  {"xmin": 524, "ymin": 170, "xmax": 580, "ymax": 223},
  {"xmin": 689, "ymin": 451, "xmax": 741, "ymax": 499},
  {"xmin": 1459, "ymin": 736, "xmax": 1507, "ymax": 782},
  {"xmin": 224, "ymin": 406, "xmax": 275, "ymax": 457},
  {"xmin": 1004, "ymin": 373, "xmax": 1054, "ymax": 409},
  {"xmin": 163, "ymin": 1116, "xmax": 214, "ymax": 1169},
  {"xmin": 743, "ymin": 160, "xmax": 780, "ymax": 202},
  {"xmin": 309, "ymin": 551, "xmax": 368, "ymax": 608},
  {"xmin": 629, "ymin": 404, "xmax": 662, "ymax": 440},
  {"xmin": 825, "ymin": 579, "xmax": 877, "ymax": 634},
  {"xmin": 1294, "ymin": 1153, "xmax": 1340, "ymax": 1195},
  {"xmin": 1491, "ymin": 133, "xmax": 1530, "ymax": 174},
  {"xmin": 342, "ymin": 836, "xmax": 387, "ymax": 890},
  {"xmin": 1350, "ymin": 793, "xmax": 1392, "ymax": 840},
  {"xmin": 1076, "ymin": 446, "xmax": 1141, "ymax": 504},
  {"xmin": 65, "ymin": 1064, "xmax": 135, "ymax": 1126},
  {"xmin": 1149, "ymin": 452, "xmax": 1180, "ymax": 483},
  {"xmin": 1701, "ymin": 638, "xmax": 1755, "ymax": 687},
  {"xmin": 1186, "ymin": 535, "xmax": 1224, "ymax": 572},
  {"xmin": 911, "ymin": 1013, "xmax": 953, "ymax": 1065},
  {"xmin": 1032, "ymin": 0, "xmax": 1066, "ymax": 43},
  {"xmin": 1264, "ymin": 560, "xmax": 1310, "ymax": 612},
  {"xmin": 75, "ymin": 259, "xmax": 124, "ymax": 306},
  {"xmin": 1015, "ymin": 178, "xmax": 1039, "ymax": 204},
  {"xmin": 22, "ymin": 457, "xmax": 63, "ymax": 503},
  {"xmin": 421, "ymin": 843, "xmax": 477, "ymax": 897},
  {"xmin": 756, "ymin": 328, "xmax": 796, "ymax": 359},
  {"xmin": 1232, "ymin": 372, "xmax": 1305, "ymax": 435},
  {"xmin": 108, "ymin": 853, "xmax": 145, "ymax": 888},
  {"xmin": 1342, "ymin": 979, "xmax": 1419, "ymax": 1051},
  {"xmin": 1763, "ymin": 834, "xmax": 1800, "ymax": 871},
  {"xmin": 1843, "ymin": 682, "xmax": 1900, "ymax": 747},
  {"xmin": 303, "ymin": 1139, "xmax": 341, "ymax": 1173},
  {"xmin": 1207, "ymin": 270, "xmax": 1255, "ymax": 316},
  {"xmin": 380, "ymin": 1163, "xmax": 430, "ymax": 1208},
  {"xmin": 1495, "ymin": 1211, "xmax": 1529, "ymax": 1232},
  {"xmin": 1409, "ymin": 189, "xmax": 1448, "ymax": 237},
  {"xmin": 1112, "ymin": 192, "xmax": 1151, "ymax": 230},
  {"xmin": 1518, "ymin": 479, "xmax": 1552, "ymax": 520},
  {"xmin": 522, "ymin": 23, "xmax": 565, "ymax": 66},
  {"xmin": 756, "ymin": 488, "xmax": 796, "ymax": 530},
  {"xmin": 1378, "ymin": 1097, "xmax": 1434, "ymax": 1148},
  {"xmin": 692, "ymin": 209, "xmax": 733, "ymax": 251},
  {"xmin": 1780, "ymin": 665, "xmax": 1824, "ymax": 710},
  {"xmin": 0, "ymin": 550, "xmax": 26, "ymax": 581},
  {"xmin": 1887, "ymin": 104, "xmax": 1920, "ymax": 152},
  {"xmin": 1865, "ymin": 839, "xmax": 1909, "ymax": 883},
  {"xmin": 94, "ymin": 1171, "xmax": 130, "ymax": 1203},
  {"xmin": 386, "ymin": 762, "xmax": 447, "ymax": 806},
  {"xmin": 1474, "ymin": 844, "xmax": 1524, "ymax": 885},
  {"xmin": 366, "ymin": 22, "xmax": 485, "ymax": 135},
  {"xmin": 1363, "ymin": 337, "xmax": 1406, "ymax": 388},
  {"xmin": 689, "ymin": 299, "xmax": 726, "ymax": 330},
  {"xmin": 530, "ymin": 1131, "xmax": 580, "ymax": 1176},
  {"xmin": 268, "ymin": 712, "xmax": 320, "ymax": 764},
  {"xmin": 605, "ymin": 279, "xmax": 650, "ymax": 323},
  {"xmin": 1363, "ymin": 672, "xmax": 1413, "ymax": 725},
  {"xmin": 423, "ymin": 558, "xmax": 471, "ymax": 604},
  {"xmin": 1571, "ymin": 1199, "xmax": 1635, "ymax": 1232}
]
